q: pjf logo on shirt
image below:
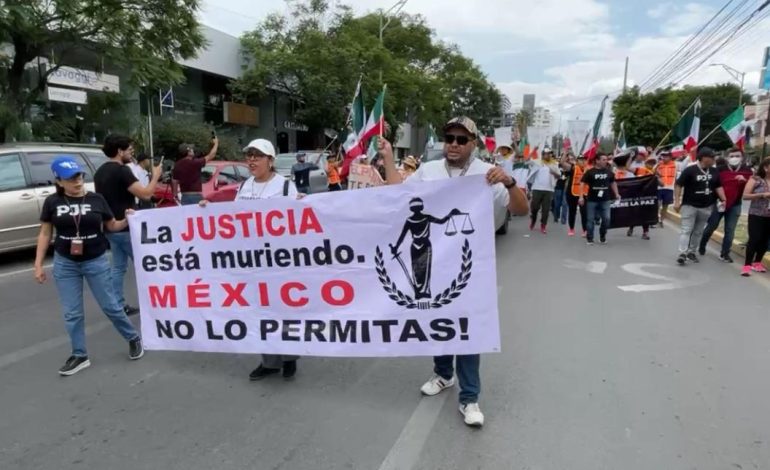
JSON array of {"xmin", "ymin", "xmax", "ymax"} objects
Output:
[
  {"xmin": 696, "ymin": 174, "xmax": 712, "ymax": 182},
  {"xmin": 594, "ymin": 174, "xmax": 609, "ymax": 180},
  {"xmin": 57, "ymin": 204, "xmax": 92, "ymax": 217}
]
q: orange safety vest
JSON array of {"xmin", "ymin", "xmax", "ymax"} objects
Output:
[
  {"xmin": 635, "ymin": 166, "xmax": 654, "ymax": 177},
  {"xmin": 657, "ymin": 161, "xmax": 676, "ymax": 188},
  {"xmin": 570, "ymin": 164, "xmax": 589, "ymax": 197},
  {"xmin": 615, "ymin": 169, "xmax": 629, "ymax": 180}
]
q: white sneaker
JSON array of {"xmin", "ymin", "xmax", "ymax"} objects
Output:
[
  {"xmin": 420, "ymin": 374, "xmax": 455, "ymax": 396},
  {"xmin": 459, "ymin": 403, "xmax": 484, "ymax": 427}
]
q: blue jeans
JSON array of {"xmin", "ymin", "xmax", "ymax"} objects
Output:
[
  {"xmin": 181, "ymin": 193, "xmax": 203, "ymax": 205},
  {"xmin": 699, "ymin": 203, "xmax": 742, "ymax": 256},
  {"xmin": 586, "ymin": 200, "xmax": 612, "ymax": 241},
  {"xmin": 53, "ymin": 253, "xmax": 139, "ymax": 357},
  {"xmin": 434, "ymin": 354, "xmax": 480, "ymax": 404},
  {"xmin": 552, "ymin": 188, "xmax": 568, "ymax": 224},
  {"xmin": 105, "ymin": 231, "xmax": 133, "ymax": 308}
]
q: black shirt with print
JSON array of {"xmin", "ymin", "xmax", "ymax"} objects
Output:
[
  {"xmin": 676, "ymin": 164, "xmax": 722, "ymax": 208},
  {"xmin": 581, "ymin": 167, "xmax": 615, "ymax": 202},
  {"xmin": 94, "ymin": 161, "xmax": 138, "ymax": 232},
  {"xmin": 40, "ymin": 192, "xmax": 115, "ymax": 261}
]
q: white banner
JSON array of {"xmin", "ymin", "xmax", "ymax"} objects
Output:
[
  {"xmin": 567, "ymin": 119, "xmax": 590, "ymax": 152},
  {"xmin": 47, "ymin": 65, "xmax": 120, "ymax": 93},
  {"xmin": 47, "ymin": 86, "xmax": 87, "ymax": 104},
  {"xmin": 348, "ymin": 161, "xmax": 385, "ymax": 189},
  {"xmin": 128, "ymin": 176, "xmax": 501, "ymax": 357}
]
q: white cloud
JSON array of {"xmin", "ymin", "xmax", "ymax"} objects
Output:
[{"xmin": 200, "ymin": 1, "xmax": 767, "ymax": 134}]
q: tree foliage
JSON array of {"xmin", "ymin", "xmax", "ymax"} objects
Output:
[
  {"xmin": 0, "ymin": 0, "xmax": 207, "ymax": 141},
  {"xmin": 612, "ymin": 83, "xmax": 754, "ymax": 151},
  {"xmin": 231, "ymin": 0, "xmax": 503, "ymax": 135}
]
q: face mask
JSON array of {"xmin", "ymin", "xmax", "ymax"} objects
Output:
[{"xmin": 728, "ymin": 157, "xmax": 742, "ymax": 166}]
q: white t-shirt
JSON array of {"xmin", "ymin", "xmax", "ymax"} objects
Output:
[
  {"xmin": 127, "ymin": 162, "xmax": 149, "ymax": 186},
  {"xmin": 529, "ymin": 161, "xmax": 559, "ymax": 192},
  {"xmin": 235, "ymin": 173, "xmax": 298, "ymax": 200},
  {"xmin": 407, "ymin": 158, "xmax": 510, "ymax": 210}
]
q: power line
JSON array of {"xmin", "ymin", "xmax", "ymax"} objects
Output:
[
  {"xmin": 638, "ymin": 0, "xmax": 740, "ymax": 91},
  {"xmin": 642, "ymin": 0, "xmax": 755, "ymax": 91},
  {"xmin": 667, "ymin": 0, "xmax": 770, "ymax": 87}
]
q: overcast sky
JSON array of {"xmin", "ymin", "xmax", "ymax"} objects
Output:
[{"xmin": 201, "ymin": 0, "xmax": 770, "ymax": 130}]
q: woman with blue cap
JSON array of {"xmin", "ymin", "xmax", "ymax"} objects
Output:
[{"xmin": 33, "ymin": 156, "xmax": 145, "ymax": 376}]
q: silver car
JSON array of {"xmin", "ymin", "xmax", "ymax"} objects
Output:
[
  {"xmin": 274, "ymin": 152, "xmax": 329, "ymax": 194},
  {"xmin": 0, "ymin": 143, "xmax": 109, "ymax": 254}
]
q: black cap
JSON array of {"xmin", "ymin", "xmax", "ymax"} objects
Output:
[{"xmin": 697, "ymin": 147, "xmax": 716, "ymax": 159}]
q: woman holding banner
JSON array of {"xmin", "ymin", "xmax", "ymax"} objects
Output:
[{"xmin": 199, "ymin": 138, "xmax": 301, "ymax": 380}]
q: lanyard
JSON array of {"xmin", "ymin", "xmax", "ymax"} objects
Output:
[
  {"xmin": 64, "ymin": 195, "xmax": 86, "ymax": 238},
  {"xmin": 444, "ymin": 157, "xmax": 473, "ymax": 178}
]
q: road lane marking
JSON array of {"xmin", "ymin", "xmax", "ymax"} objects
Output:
[
  {"xmin": 0, "ymin": 264, "xmax": 51, "ymax": 279},
  {"xmin": 617, "ymin": 263, "xmax": 709, "ymax": 293},
  {"xmin": 0, "ymin": 321, "xmax": 112, "ymax": 369},
  {"xmin": 377, "ymin": 391, "xmax": 451, "ymax": 470},
  {"xmin": 563, "ymin": 259, "xmax": 608, "ymax": 274}
]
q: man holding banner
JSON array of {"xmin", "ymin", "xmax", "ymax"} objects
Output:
[{"xmin": 380, "ymin": 116, "xmax": 527, "ymax": 428}]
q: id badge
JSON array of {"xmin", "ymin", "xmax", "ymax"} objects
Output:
[
  {"xmin": 70, "ymin": 238, "xmax": 84, "ymax": 256},
  {"xmin": 597, "ymin": 190, "xmax": 604, "ymax": 198}
]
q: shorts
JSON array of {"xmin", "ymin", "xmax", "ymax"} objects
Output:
[{"xmin": 658, "ymin": 189, "xmax": 674, "ymax": 205}]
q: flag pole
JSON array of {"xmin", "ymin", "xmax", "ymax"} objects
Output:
[
  {"xmin": 696, "ymin": 124, "xmax": 722, "ymax": 149},
  {"xmin": 379, "ymin": 84, "xmax": 387, "ymax": 139},
  {"xmin": 654, "ymin": 96, "xmax": 701, "ymax": 152}
]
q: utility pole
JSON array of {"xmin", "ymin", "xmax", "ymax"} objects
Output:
[
  {"xmin": 710, "ymin": 63, "xmax": 746, "ymax": 106},
  {"xmin": 622, "ymin": 57, "xmax": 629, "ymax": 94},
  {"xmin": 379, "ymin": 0, "xmax": 408, "ymax": 84}
]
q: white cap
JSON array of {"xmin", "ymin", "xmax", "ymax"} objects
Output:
[{"xmin": 242, "ymin": 139, "xmax": 276, "ymax": 157}]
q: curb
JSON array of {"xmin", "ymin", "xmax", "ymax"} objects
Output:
[{"xmin": 664, "ymin": 208, "xmax": 770, "ymax": 267}]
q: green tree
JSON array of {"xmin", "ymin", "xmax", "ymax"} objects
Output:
[
  {"xmin": 231, "ymin": 0, "xmax": 502, "ymax": 136},
  {"xmin": 611, "ymin": 86, "xmax": 679, "ymax": 148},
  {"xmin": 0, "ymin": 0, "xmax": 206, "ymax": 142},
  {"xmin": 671, "ymin": 83, "xmax": 753, "ymax": 150}
]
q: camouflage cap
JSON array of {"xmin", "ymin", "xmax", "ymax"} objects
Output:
[{"xmin": 443, "ymin": 116, "xmax": 479, "ymax": 137}]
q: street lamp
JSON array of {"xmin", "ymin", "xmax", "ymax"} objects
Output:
[
  {"xmin": 710, "ymin": 63, "xmax": 746, "ymax": 106},
  {"xmin": 379, "ymin": 0, "xmax": 408, "ymax": 83}
]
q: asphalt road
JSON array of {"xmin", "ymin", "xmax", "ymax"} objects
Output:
[{"xmin": 1, "ymin": 217, "xmax": 769, "ymax": 470}]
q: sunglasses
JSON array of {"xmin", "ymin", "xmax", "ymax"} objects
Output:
[
  {"xmin": 245, "ymin": 151, "xmax": 269, "ymax": 160},
  {"xmin": 444, "ymin": 134, "xmax": 472, "ymax": 145}
]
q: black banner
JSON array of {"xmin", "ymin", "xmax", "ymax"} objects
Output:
[{"xmin": 610, "ymin": 175, "xmax": 659, "ymax": 229}]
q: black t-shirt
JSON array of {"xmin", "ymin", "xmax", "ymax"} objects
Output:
[
  {"xmin": 555, "ymin": 171, "xmax": 567, "ymax": 190},
  {"xmin": 676, "ymin": 164, "xmax": 722, "ymax": 208},
  {"xmin": 94, "ymin": 161, "xmax": 137, "ymax": 231},
  {"xmin": 40, "ymin": 192, "xmax": 115, "ymax": 261},
  {"xmin": 581, "ymin": 167, "xmax": 615, "ymax": 202}
]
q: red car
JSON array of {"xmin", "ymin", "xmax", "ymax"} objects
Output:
[{"xmin": 155, "ymin": 161, "xmax": 252, "ymax": 207}]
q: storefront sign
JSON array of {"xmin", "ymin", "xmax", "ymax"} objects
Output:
[
  {"xmin": 284, "ymin": 120, "xmax": 309, "ymax": 132},
  {"xmin": 47, "ymin": 65, "xmax": 120, "ymax": 93},
  {"xmin": 223, "ymin": 102, "xmax": 259, "ymax": 127},
  {"xmin": 46, "ymin": 86, "xmax": 88, "ymax": 105}
]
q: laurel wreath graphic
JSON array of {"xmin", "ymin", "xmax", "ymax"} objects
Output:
[{"xmin": 374, "ymin": 239, "xmax": 472, "ymax": 309}]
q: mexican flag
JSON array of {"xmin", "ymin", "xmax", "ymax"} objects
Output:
[
  {"xmin": 359, "ymin": 86, "xmax": 386, "ymax": 147},
  {"xmin": 584, "ymin": 95, "xmax": 608, "ymax": 160},
  {"xmin": 720, "ymin": 106, "xmax": 747, "ymax": 151},
  {"xmin": 425, "ymin": 124, "xmax": 439, "ymax": 150},
  {"xmin": 615, "ymin": 121, "xmax": 627, "ymax": 154},
  {"xmin": 519, "ymin": 134, "xmax": 529, "ymax": 158},
  {"xmin": 341, "ymin": 80, "xmax": 367, "ymax": 178},
  {"xmin": 671, "ymin": 98, "xmax": 701, "ymax": 152}
]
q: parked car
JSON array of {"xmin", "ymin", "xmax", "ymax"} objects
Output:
[
  {"xmin": 154, "ymin": 160, "xmax": 252, "ymax": 207},
  {"xmin": 273, "ymin": 152, "xmax": 329, "ymax": 194},
  {"xmin": 0, "ymin": 143, "xmax": 110, "ymax": 254}
]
